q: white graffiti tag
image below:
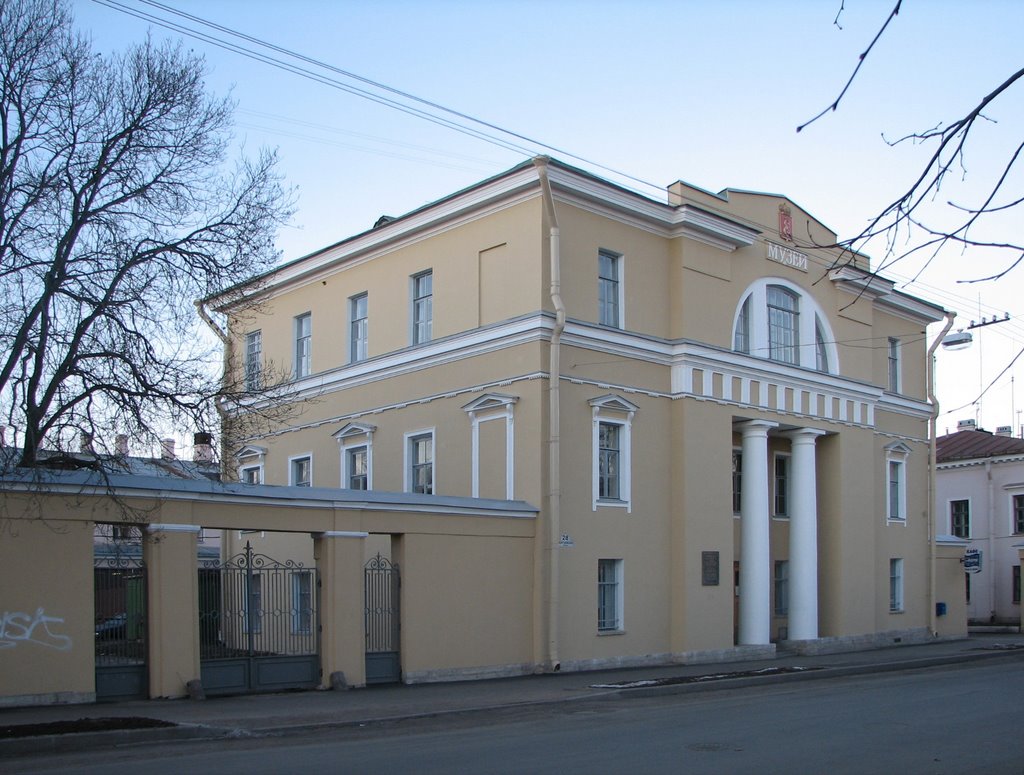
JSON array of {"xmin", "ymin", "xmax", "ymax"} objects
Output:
[{"xmin": 0, "ymin": 608, "xmax": 73, "ymax": 651}]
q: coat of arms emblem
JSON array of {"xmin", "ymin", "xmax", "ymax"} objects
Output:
[{"xmin": 778, "ymin": 203, "xmax": 793, "ymax": 242}]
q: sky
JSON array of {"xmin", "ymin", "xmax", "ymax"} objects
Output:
[{"xmin": 75, "ymin": 0, "xmax": 1024, "ymax": 436}]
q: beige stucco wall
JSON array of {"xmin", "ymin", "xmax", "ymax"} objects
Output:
[{"xmin": 0, "ymin": 515, "xmax": 94, "ymax": 704}]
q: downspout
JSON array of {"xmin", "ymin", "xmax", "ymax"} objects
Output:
[
  {"xmin": 928, "ymin": 310, "xmax": 956, "ymax": 636},
  {"xmin": 535, "ymin": 156, "xmax": 563, "ymax": 671}
]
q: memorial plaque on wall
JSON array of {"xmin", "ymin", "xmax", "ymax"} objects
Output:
[{"xmin": 701, "ymin": 551, "xmax": 720, "ymax": 586}]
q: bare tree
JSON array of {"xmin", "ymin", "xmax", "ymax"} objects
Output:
[
  {"xmin": 0, "ymin": 0, "xmax": 292, "ymax": 468},
  {"xmin": 799, "ymin": 1, "xmax": 1024, "ymax": 284}
]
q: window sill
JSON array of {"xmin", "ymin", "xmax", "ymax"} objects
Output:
[
  {"xmin": 889, "ymin": 609, "xmax": 904, "ymax": 615},
  {"xmin": 596, "ymin": 499, "xmax": 630, "ymax": 510},
  {"xmin": 772, "ymin": 515, "xmax": 790, "ymax": 521},
  {"xmin": 886, "ymin": 518, "xmax": 907, "ymax": 527},
  {"xmin": 597, "ymin": 629, "xmax": 625, "ymax": 636}
]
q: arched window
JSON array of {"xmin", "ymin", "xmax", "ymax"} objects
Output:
[{"xmin": 731, "ymin": 279, "xmax": 838, "ymax": 374}]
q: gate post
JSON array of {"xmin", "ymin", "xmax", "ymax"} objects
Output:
[
  {"xmin": 314, "ymin": 531, "xmax": 368, "ymax": 688},
  {"xmin": 144, "ymin": 524, "xmax": 201, "ymax": 698}
]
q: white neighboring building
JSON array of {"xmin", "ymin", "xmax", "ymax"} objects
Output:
[{"xmin": 936, "ymin": 423, "xmax": 1024, "ymax": 627}]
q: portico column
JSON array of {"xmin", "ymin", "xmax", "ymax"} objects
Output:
[
  {"xmin": 738, "ymin": 419, "xmax": 777, "ymax": 645},
  {"xmin": 783, "ymin": 428, "xmax": 827, "ymax": 641}
]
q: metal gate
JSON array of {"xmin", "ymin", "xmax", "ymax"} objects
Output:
[
  {"xmin": 199, "ymin": 543, "xmax": 320, "ymax": 695},
  {"xmin": 365, "ymin": 553, "xmax": 401, "ymax": 684},
  {"xmin": 94, "ymin": 547, "xmax": 148, "ymax": 702}
]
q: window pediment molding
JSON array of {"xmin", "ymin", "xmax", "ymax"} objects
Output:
[
  {"xmin": 234, "ymin": 445, "xmax": 267, "ymax": 461},
  {"xmin": 332, "ymin": 422, "xmax": 377, "ymax": 442},
  {"xmin": 461, "ymin": 393, "xmax": 519, "ymax": 414},
  {"xmin": 588, "ymin": 394, "xmax": 639, "ymax": 415}
]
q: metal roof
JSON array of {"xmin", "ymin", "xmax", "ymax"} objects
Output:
[{"xmin": 935, "ymin": 429, "xmax": 1024, "ymax": 463}]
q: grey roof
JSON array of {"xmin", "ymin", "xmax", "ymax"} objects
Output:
[{"xmin": 936, "ymin": 429, "xmax": 1024, "ymax": 463}]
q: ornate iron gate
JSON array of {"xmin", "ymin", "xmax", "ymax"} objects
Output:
[
  {"xmin": 199, "ymin": 542, "xmax": 320, "ymax": 695},
  {"xmin": 94, "ymin": 545, "xmax": 148, "ymax": 701},
  {"xmin": 365, "ymin": 553, "xmax": 401, "ymax": 684}
]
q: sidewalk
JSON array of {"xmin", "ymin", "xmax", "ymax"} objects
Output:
[{"xmin": 3, "ymin": 633, "xmax": 1023, "ymax": 756}]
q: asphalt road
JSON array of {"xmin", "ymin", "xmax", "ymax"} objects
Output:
[{"xmin": 10, "ymin": 660, "xmax": 1024, "ymax": 774}]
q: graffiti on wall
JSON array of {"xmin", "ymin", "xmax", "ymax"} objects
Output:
[{"xmin": 0, "ymin": 608, "xmax": 73, "ymax": 651}]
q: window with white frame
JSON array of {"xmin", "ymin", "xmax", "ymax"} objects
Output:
[
  {"xmin": 774, "ymin": 453, "xmax": 790, "ymax": 517},
  {"xmin": 887, "ymin": 337, "xmax": 901, "ymax": 393},
  {"xmin": 889, "ymin": 558, "xmax": 904, "ymax": 612},
  {"xmin": 406, "ymin": 431, "xmax": 434, "ymax": 495},
  {"xmin": 732, "ymin": 449, "xmax": 742, "ymax": 515},
  {"xmin": 590, "ymin": 395, "xmax": 637, "ymax": 511},
  {"xmin": 346, "ymin": 446, "xmax": 368, "ymax": 490},
  {"xmin": 885, "ymin": 443, "xmax": 910, "ymax": 522},
  {"xmin": 294, "ymin": 312, "xmax": 312, "ymax": 378},
  {"xmin": 774, "ymin": 560, "xmax": 789, "ymax": 615},
  {"xmin": 734, "ymin": 297, "xmax": 750, "ymax": 353},
  {"xmin": 598, "ymin": 249, "xmax": 622, "ymax": 328},
  {"xmin": 950, "ymin": 499, "xmax": 970, "ymax": 538},
  {"xmin": 291, "ymin": 571, "xmax": 313, "ymax": 634},
  {"xmin": 234, "ymin": 445, "xmax": 267, "ymax": 485},
  {"xmin": 241, "ymin": 465, "xmax": 262, "ymax": 485},
  {"xmin": 462, "ymin": 393, "xmax": 518, "ymax": 500},
  {"xmin": 290, "ymin": 455, "xmax": 312, "ymax": 487},
  {"xmin": 333, "ymin": 422, "xmax": 375, "ymax": 492},
  {"xmin": 767, "ymin": 285, "xmax": 799, "ymax": 364},
  {"xmin": 1013, "ymin": 493, "xmax": 1024, "ymax": 535},
  {"xmin": 244, "ymin": 330, "xmax": 262, "ymax": 391},
  {"xmin": 350, "ymin": 292, "xmax": 368, "ymax": 363},
  {"xmin": 597, "ymin": 558, "xmax": 623, "ymax": 632},
  {"xmin": 731, "ymin": 280, "xmax": 837, "ymax": 373},
  {"xmin": 411, "ymin": 270, "xmax": 433, "ymax": 345}
]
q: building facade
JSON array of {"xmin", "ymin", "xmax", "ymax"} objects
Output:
[
  {"xmin": 210, "ymin": 157, "xmax": 959, "ymax": 677},
  {"xmin": 936, "ymin": 423, "xmax": 1024, "ymax": 627}
]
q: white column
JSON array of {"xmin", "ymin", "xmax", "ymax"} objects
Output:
[
  {"xmin": 783, "ymin": 428, "xmax": 826, "ymax": 641},
  {"xmin": 738, "ymin": 419, "xmax": 777, "ymax": 645}
]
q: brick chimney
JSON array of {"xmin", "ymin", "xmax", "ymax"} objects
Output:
[
  {"xmin": 115, "ymin": 434, "xmax": 129, "ymax": 456},
  {"xmin": 160, "ymin": 438, "xmax": 176, "ymax": 460},
  {"xmin": 996, "ymin": 425, "xmax": 1013, "ymax": 437},
  {"xmin": 193, "ymin": 432, "xmax": 214, "ymax": 463}
]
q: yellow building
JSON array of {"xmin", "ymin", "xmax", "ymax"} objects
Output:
[{"xmin": 212, "ymin": 157, "xmax": 962, "ymax": 676}]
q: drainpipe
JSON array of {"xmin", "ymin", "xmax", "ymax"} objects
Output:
[
  {"xmin": 535, "ymin": 156, "xmax": 563, "ymax": 672},
  {"xmin": 928, "ymin": 310, "xmax": 956, "ymax": 636}
]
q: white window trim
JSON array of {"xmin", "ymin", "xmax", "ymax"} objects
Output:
[
  {"xmin": 1009, "ymin": 489, "xmax": 1024, "ymax": 535},
  {"xmin": 404, "ymin": 428, "xmax": 436, "ymax": 495},
  {"xmin": 598, "ymin": 249, "xmax": 625, "ymax": 329},
  {"xmin": 288, "ymin": 452, "xmax": 313, "ymax": 487},
  {"xmin": 885, "ymin": 442, "xmax": 911, "ymax": 525},
  {"xmin": 463, "ymin": 393, "xmax": 518, "ymax": 500},
  {"xmin": 410, "ymin": 270, "xmax": 433, "ymax": 346},
  {"xmin": 234, "ymin": 445, "xmax": 267, "ymax": 484},
  {"xmin": 294, "ymin": 312, "xmax": 312, "ymax": 379},
  {"xmin": 597, "ymin": 558, "xmax": 624, "ymax": 633},
  {"xmin": 773, "ymin": 451, "xmax": 791, "ymax": 519},
  {"xmin": 948, "ymin": 496, "xmax": 972, "ymax": 539},
  {"xmin": 887, "ymin": 337, "xmax": 902, "ymax": 393},
  {"xmin": 334, "ymin": 422, "xmax": 375, "ymax": 490},
  {"xmin": 731, "ymin": 278, "xmax": 839, "ymax": 373},
  {"xmin": 244, "ymin": 330, "xmax": 262, "ymax": 391},
  {"xmin": 349, "ymin": 292, "xmax": 368, "ymax": 364},
  {"xmin": 589, "ymin": 394, "xmax": 638, "ymax": 512},
  {"xmin": 240, "ymin": 464, "xmax": 264, "ymax": 485}
]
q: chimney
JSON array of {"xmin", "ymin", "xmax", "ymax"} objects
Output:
[
  {"xmin": 160, "ymin": 438, "xmax": 176, "ymax": 460},
  {"xmin": 115, "ymin": 434, "xmax": 129, "ymax": 456},
  {"xmin": 957, "ymin": 419, "xmax": 977, "ymax": 431},
  {"xmin": 193, "ymin": 431, "xmax": 214, "ymax": 463},
  {"xmin": 996, "ymin": 425, "xmax": 1013, "ymax": 437},
  {"xmin": 79, "ymin": 431, "xmax": 95, "ymax": 454}
]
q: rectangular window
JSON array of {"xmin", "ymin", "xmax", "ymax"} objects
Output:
[
  {"xmin": 1013, "ymin": 565, "xmax": 1021, "ymax": 604},
  {"xmin": 290, "ymin": 455, "xmax": 311, "ymax": 487},
  {"xmin": 346, "ymin": 445, "xmax": 368, "ymax": 490},
  {"xmin": 598, "ymin": 422, "xmax": 621, "ymax": 501},
  {"xmin": 241, "ymin": 465, "xmax": 262, "ymax": 485},
  {"xmin": 734, "ymin": 297, "xmax": 750, "ymax": 353},
  {"xmin": 767, "ymin": 285, "xmax": 799, "ymax": 364},
  {"xmin": 950, "ymin": 499, "xmax": 970, "ymax": 538},
  {"xmin": 774, "ymin": 560, "xmax": 789, "ymax": 615},
  {"xmin": 888, "ymin": 460, "xmax": 904, "ymax": 521},
  {"xmin": 732, "ymin": 449, "xmax": 742, "ymax": 515},
  {"xmin": 598, "ymin": 250, "xmax": 621, "ymax": 328},
  {"xmin": 597, "ymin": 558, "xmax": 623, "ymax": 632},
  {"xmin": 350, "ymin": 293, "xmax": 368, "ymax": 363},
  {"xmin": 294, "ymin": 312, "xmax": 312, "ymax": 378},
  {"xmin": 1013, "ymin": 494, "xmax": 1024, "ymax": 534},
  {"xmin": 244, "ymin": 330, "xmax": 262, "ymax": 391},
  {"xmin": 407, "ymin": 432, "xmax": 433, "ymax": 495},
  {"xmin": 291, "ymin": 571, "xmax": 313, "ymax": 634},
  {"xmin": 889, "ymin": 558, "xmax": 904, "ymax": 612},
  {"xmin": 887, "ymin": 337, "xmax": 900, "ymax": 392},
  {"xmin": 774, "ymin": 454, "xmax": 789, "ymax": 517},
  {"xmin": 412, "ymin": 271, "xmax": 433, "ymax": 345}
]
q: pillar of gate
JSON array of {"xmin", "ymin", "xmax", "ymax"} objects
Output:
[
  {"xmin": 314, "ymin": 531, "xmax": 368, "ymax": 689},
  {"xmin": 144, "ymin": 523, "xmax": 200, "ymax": 698}
]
